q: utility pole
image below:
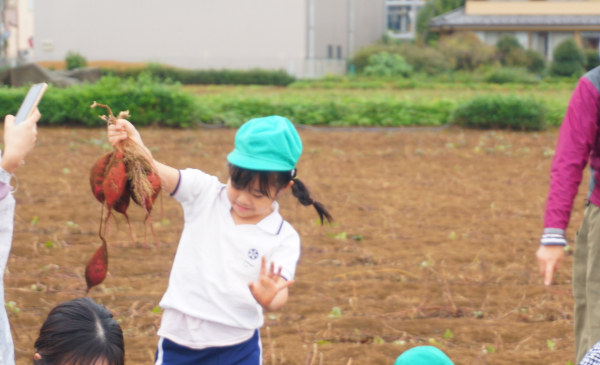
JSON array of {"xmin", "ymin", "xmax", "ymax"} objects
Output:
[{"xmin": 0, "ymin": 0, "xmax": 5, "ymax": 63}]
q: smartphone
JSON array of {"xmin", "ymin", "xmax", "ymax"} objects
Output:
[{"xmin": 14, "ymin": 83, "xmax": 47, "ymax": 126}]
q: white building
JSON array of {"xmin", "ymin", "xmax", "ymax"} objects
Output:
[
  {"xmin": 0, "ymin": 0, "xmax": 35, "ymax": 66},
  {"xmin": 34, "ymin": 0, "xmax": 387, "ymax": 78}
]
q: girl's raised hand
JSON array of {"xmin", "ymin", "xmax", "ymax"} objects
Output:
[
  {"xmin": 249, "ymin": 257, "xmax": 294, "ymax": 308},
  {"xmin": 108, "ymin": 119, "xmax": 145, "ymax": 149}
]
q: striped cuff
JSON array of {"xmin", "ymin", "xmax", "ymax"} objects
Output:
[{"xmin": 540, "ymin": 233, "xmax": 567, "ymax": 246}]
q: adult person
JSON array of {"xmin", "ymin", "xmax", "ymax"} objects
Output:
[
  {"xmin": 0, "ymin": 110, "xmax": 40, "ymax": 365},
  {"xmin": 536, "ymin": 66, "xmax": 600, "ymax": 364},
  {"xmin": 33, "ymin": 297, "xmax": 124, "ymax": 365}
]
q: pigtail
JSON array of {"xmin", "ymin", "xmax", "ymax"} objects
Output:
[{"xmin": 291, "ymin": 177, "xmax": 333, "ymax": 225}]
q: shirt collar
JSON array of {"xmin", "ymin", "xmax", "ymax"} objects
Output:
[{"xmin": 219, "ymin": 188, "xmax": 284, "ymax": 235}]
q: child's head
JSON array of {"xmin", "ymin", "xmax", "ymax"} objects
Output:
[
  {"xmin": 226, "ymin": 116, "xmax": 332, "ymax": 223},
  {"xmin": 33, "ymin": 298, "xmax": 124, "ymax": 365},
  {"xmin": 394, "ymin": 346, "xmax": 454, "ymax": 365}
]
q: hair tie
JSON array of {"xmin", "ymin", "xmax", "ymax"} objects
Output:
[{"xmin": 291, "ymin": 169, "xmax": 297, "ymax": 180}]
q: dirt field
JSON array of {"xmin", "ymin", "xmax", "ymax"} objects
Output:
[{"xmin": 5, "ymin": 127, "xmax": 581, "ymax": 365}]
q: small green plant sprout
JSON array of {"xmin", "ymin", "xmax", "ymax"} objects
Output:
[
  {"xmin": 66, "ymin": 221, "xmax": 78, "ymax": 228},
  {"xmin": 449, "ymin": 232, "xmax": 458, "ymax": 240},
  {"xmin": 420, "ymin": 260, "xmax": 434, "ymax": 268},
  {"xmin": 62, "ymin": 168, "xmax": 70, "ymax": 174},
  {"xmin": 328, "ymin": 307, "xmax": 342, "ymax": 318},
  {"xmin": 333, "ymin": 149, "xmax": 344, "ymax": 155},
  {"xmin": 443, "ymin": 329, "xmax": 454, "ymax": 339},
  {"xmin": 30, "ymin": 284, "xmax": 43, "ymax": 292},
  {"xmin": 45, "ymin": 241, "xmax": 53, "ymax": 248},
  {"xmin": 327, "ymin": 232, "xmax": 347, "ymax": 240},
  {"xmin": 149, "ymin": 146, "xmax": 160, "ymax": 153},
  {"xmin": 373, "ymin": 336, "xmax": 385, "ymax": 345},
  {"xmin": 351, "ymin": 234, "xmax": 363, "ymax": 241},
  {"xmin": 317, "ymin": 340, "xmax": 332, "ymax": 345},
  {"xmin": 566, "ymin": 361, "xmax": 574, "ymax": 365},
  {"xmin": 151, "ymin": 306, "xmax": 162, "ymax": 314},
  {"xmin": 428, "ymin": 338, "xmax": 442, "ymax": 346},
  {"xmin": 543, "ymin": 148, "xmax": 556, "ymax": 158},
  {"xmin": 487, "ymin": 345, "xmax": 496, "ymax": 353},
  {"xmin": 547, "ymin": 339, "xmax": 556, "ymax": 351},
  {"xmin": 30, "ymin": 216, "xmax": 39, "ymax": 225},
  {"xmin": 564, "ymin": 245, "xmax": 573, "ymax": 253},
  {"xmin": 161, "ymin": 219, "xmax": 171, "ymax": 226},
  {"xmin": 5, "ymin": 301, "xmax": 20, "ymax": 313},
  {"xmin": 393, "ymin": 340, "xmax": 406, "ymax": 346},
  {"xmin": 473, "ymin": 311, "xmax": 484, "ymax": 318}
]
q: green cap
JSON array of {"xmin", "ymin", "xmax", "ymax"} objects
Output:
[
  {"xmin": 227, "ymin": 116, "xmax": 302, "ymax": 171},
  {"xmin": 394, "ymin": 347, "xmax": 454, "ymax": 365}
]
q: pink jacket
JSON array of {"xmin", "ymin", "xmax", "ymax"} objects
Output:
[{"xmin": 545, "ymin": 68, "xmax": 600, "ymax": 237}]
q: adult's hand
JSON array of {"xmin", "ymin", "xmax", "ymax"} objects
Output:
[
  {"xmin": 536, "ymin": 245, "xmax": 565, "ymax": 286},
  {"xmin": 1, "ymin": 109, "xmax": 41, "ymax": 174}
]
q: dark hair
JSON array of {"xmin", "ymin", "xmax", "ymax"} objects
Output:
[
  {"xmin": 33, "ymin": 298, "xmax": 124, "ymax": 365},
  {"xmin": 229, "ymin": 164, "xmax": 333, "ymax": 224}
]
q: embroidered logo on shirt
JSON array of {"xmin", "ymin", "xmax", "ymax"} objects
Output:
[{"xmin": 248, "ymin": 249, "xmax": 259, "ymax": 260}]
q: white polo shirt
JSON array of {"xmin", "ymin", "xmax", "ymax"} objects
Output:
[{"xmin": 158, "ymin": 168, "xmax": 300, "ymax": 348}]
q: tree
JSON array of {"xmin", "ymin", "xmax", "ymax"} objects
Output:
[{"xmin": 417, "ymin": 0, "xmax": 466, "ymax": 42}]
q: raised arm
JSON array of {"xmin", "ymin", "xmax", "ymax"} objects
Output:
[{"xmin": 108, "ymin": 119, "xmax": 180, "ymax": 194}]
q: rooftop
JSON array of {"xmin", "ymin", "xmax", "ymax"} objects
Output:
[{"xmin": 430, "ymin": 7, "xmax": 600, "ymax": 29}]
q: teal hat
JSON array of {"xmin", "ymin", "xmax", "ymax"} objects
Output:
[
  {"xmin": 394, "ymin": 347, "xmax": 454, "ymax": 365},
  {"xmin": 227, "ymin": 116, "xmax": 302, "ymax": 171}
]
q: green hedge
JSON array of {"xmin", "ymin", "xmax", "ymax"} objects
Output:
[
  {"xmin": 452, "ymin": 95, "xmax": 546, "ymax": 130},
  {"xmin": 0, "ymin": 76, "xmax": 570, "ymax": 130},
  {"xmin": 102, "ymin": 64, "xmax": 295, "ymax": 86},
  {"xmin": 0, "ymin": 75, "xmax": 201, "ymax": 127},
  {"xmin": 199, "ymin": 95, "xmax": 455, "ymax": 127},
  {"xmin": 484, "ymin": 67, "xmax": 539, "ymax": 84}
]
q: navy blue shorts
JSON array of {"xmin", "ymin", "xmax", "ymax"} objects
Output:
[{"xmin": 155, "ymin": 330, "xmax": 261, "ymax": 365}]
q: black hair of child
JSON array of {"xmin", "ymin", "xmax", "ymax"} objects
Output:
[
  {"xmin": 33, "ymin": 297, "xmax": 124, "ymax": 365},
  {"xmin": 229, "ymin": 164, "xmax": 333, "ymax": 224}
]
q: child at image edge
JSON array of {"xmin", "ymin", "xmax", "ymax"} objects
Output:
[{"xmin": 108, "ymin": 116, "xmax": 332, "ymax": 365}]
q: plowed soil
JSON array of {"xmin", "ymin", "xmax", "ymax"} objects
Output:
[{"xmin": 6, "ymin": 127, "xmax": 580, "ymax": 365}]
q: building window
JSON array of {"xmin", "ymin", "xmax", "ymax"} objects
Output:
[
  {"xmin": 328, "ymin": 45, "xmax": 333, "ymax": 59},
  {"xmin": 388, "ymin": 5, "xmax": 411, "ymax": 34},
  {"xmin": 337, "ymin": 46, "xmax": 342, "ymax": 59}
]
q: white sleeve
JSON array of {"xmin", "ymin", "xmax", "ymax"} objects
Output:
[
  {"xmin": 171, "ymin": 168, "xmax": 223, "ymax": 205},
  {"xmin": 269, "ymin": 227, "xmax": 300, "ymax": 281}
]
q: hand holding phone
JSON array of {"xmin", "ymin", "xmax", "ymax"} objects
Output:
[
  {"xmin": 0, "ymin": 84, "xmax": 45, "ymax": 174},
  {"xmin": 15, "ymin": 83, "xmax": 47, "ymax": 125}
]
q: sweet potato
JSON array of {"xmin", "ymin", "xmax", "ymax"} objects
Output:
[
  {"xmin": 85, "ymin": 238, "xmax": 108, "ymax": 293},
  {"xmin": 89, "ymin": 152, "xmax": 113, "ymax": 204},
  {"xmin": 103, "ymin": 150, "xmax": 127, "ymax": 209}
]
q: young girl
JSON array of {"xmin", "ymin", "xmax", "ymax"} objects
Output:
[
  {"xmin": 108, "ymin": 115, "xmax": 331, "ymax": 365},
  {"xmin": 33, "ymin": 297, "xmax": 124, "ymax": 365}
]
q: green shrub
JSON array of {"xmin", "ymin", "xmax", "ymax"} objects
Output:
[
  {"xmin": 351, "ymin": 43, "xmax": 448, "ymax": 75},
  {"xmin": 102, "ymin": 64, "xmax": 295, "ymax": 86},
  {"xmin": 0, "ymin": 74, "xmax": 201, "ymax": 127},
  {"xmin": 525, "ymin": 50, "xmax": 546, "ymax": 73},
  {"xmin": 585, "ymin": 49, "xmax": 599, "ymax": 71},
  {"xmin": 439, "ymin": 32, "xmax": 495, "ymax": 71},
  {"xmin": 395, "ymin": 43, "xmax": 450, "ymax": 75},
  {"xmin": 65, "ymin": 51, "xmax": 87, "ymax": 70},
  {"xmin": 485, "ymin": 67, "xmax": 539, "ymax": 84},
  {"xmin": 550, "ymin": 39, "xmax": 585, "ymax": 77},
  {"xmin": 364, "ymin": 52, "xmax": 413, "ymax": 77},
  {"xmin": 497, "ymin": 35, "xmax": 523, "ymax": 58},
  {"xmin": 496, "ymin": 34, "xmax": 528, "ymax": 67},
  {"xmin": 452, "ymin": 95, "xmax": 546, "ymax": 130}
]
